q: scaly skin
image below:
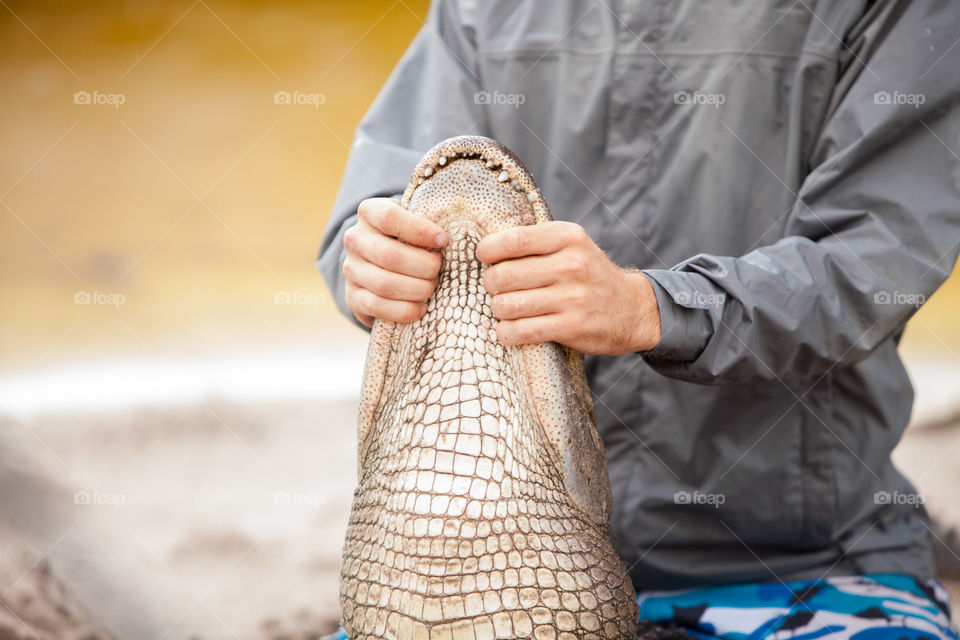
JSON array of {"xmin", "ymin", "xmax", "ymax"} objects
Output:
[{"xmin": 340, "ymin": 136, "xmax": 638, "ymax": 640}]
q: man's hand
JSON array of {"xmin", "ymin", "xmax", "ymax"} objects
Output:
[
  {"xmin": 476, "ymin": 221, "xmax": 661, "ymax": 355},
  {"xmin": 343, "ymin": 198, "xmax": 447, "ymax": 327}
]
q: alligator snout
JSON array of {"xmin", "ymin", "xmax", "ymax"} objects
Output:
[{"xmin": 340, "ymin": 136, "xmax": 638, "ymax": 640}]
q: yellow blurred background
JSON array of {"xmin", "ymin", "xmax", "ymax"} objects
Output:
[
  {"xmin": 0, "ymin": 0, "xmax": 431, "ymax": 371},
  {"xmin": 3, "ymin": 0, "xmax": 958, "ymax": 375}
]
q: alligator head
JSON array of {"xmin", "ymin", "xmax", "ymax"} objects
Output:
[{"xmin": 340, "ymin": 135, "xmax": 638, "ymax": 640}]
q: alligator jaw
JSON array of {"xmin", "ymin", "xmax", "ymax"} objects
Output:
[
  {"xmin": 344, "ymin": 136, "xmax": 638, "ymax": 640},
  {"xmin": 400, "ymin": 135, "xmax": 549, "ymax": 231}
]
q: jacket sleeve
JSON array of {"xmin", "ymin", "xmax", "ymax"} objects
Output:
[
  {"xmin": 642, "ymin": 0, "xmax": 960, "ymax": 384},
  {"xmin": 316, "ymin": 0, "xmax": 484, "ymax": 327}
]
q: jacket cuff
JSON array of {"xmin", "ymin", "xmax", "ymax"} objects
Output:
[{"xmin": 640, "ymin": 269, "xmax": 716, "ymax": 363}]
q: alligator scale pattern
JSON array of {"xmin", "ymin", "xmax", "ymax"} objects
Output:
[{"xmin": 340, "ymin": 136, "xmax": 638, "ymax": 640}]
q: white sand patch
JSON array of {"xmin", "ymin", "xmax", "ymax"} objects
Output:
[
  {"xmin": 0, "ymin": 345, "xmax": 367, "ymax": 418},
  {"xmin": 904, "ymin": 356, "xmax": 960, "ymax": 429}
]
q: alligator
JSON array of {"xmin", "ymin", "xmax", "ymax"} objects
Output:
[{"xmin": 339, "ymin": 135, "xmax": 638, "ymax": 640}]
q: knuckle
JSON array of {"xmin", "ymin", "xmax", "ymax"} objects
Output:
[
  {"xmin": 570, "ymin": 284, "xmax": 589, "ymax": 306},
  {"xmin": 366, "ymin": 276, "xmax": 389, "ymax": 297},
  {"xmin": 357, "ymin": 199, "xmax": 378, "ymax": 223},
  {"xmin": 347, "ymin": 225, "xmax": 375, "ymax": 256},
  {"xmin": 343, "ymin": 226, "xmax": 357, "ymax": 251},
  {"xmin": 412, "ymin": 217, "xmax": 432, "ymax": 239},
  {"xmin": 563, "ymin": 223, "xmax": 587, "ymax": 244},
  {"xmin": 504, "ymin": 229, "xmax": 525, "ymax": 255},
  {"xmin": 378, "ymin": 244, "xmax": 399, "ymax": 270},
  {"xmin": 345, "ymin": 286, "xmax": 364, "ymax": 313},
  {"xmin": 357, "ymin": 199, "xmax": 371, "ymax": 218},
  {"xmin": 571, "ymin": 306, "xmax": 588, "ymax": 327},
  {"xmin": 358, "ymin": 292, "xmax": 374, "ymax": 316},
  {"xmin": 564, "ymin": 255, "xmax": 586, "ymax": 275},
  {"xmin": 359, "ymin": 293, "xmax": 377, "ymax": 317},
  {"xmin": 515, "ymin": 229, "xmax": 532, "ymax": 252},
  {"xmin": 378, "ymin": 205, "xmax": 396, "ymax": 231}
]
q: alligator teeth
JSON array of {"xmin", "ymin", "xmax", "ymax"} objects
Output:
[
  {"xmin": 485, "ymin": 160, "xmax": 495, "ymax": 168},
  {"xmin": 418, "ymin": 177, "xmax": 424, "ymax": 185},
  {"xmin": 497, "ymin": 171, "xmax": 509, "ymax": 182},
  {"xmin": 438, "ymin": 156, "xmax": 447, "ymax": 166},
  {"xmin": 527, "ymin": 191, "xmax": 539, "ymax": 202},
  {"xmin": 424, "ymin": 166, "xmax": 434, "ymax": 177},
  {"xmin": 511, "ymin": 180, "xmax": 519, "ymax": 188}
]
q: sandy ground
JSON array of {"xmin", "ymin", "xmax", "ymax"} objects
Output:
[
  {"xmin": 0, "ymin": 356, "xmax": 958, "ymax": 638},
  {"xmin": 1, "ymin": 399, "xmax": 358, "ymax": 639}
]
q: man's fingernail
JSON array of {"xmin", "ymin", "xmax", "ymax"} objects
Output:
[{"xmin": 435, "ymin": 232, "xmax": 447, "ymax": 246}]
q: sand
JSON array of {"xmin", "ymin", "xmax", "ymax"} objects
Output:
[
  {"xmin": 0, "ymin": 361, "xmax": 957, "ymax": 638},
  {"xmin": 0, "ymin": 399, "xmax": 358, "ymax": 639}
]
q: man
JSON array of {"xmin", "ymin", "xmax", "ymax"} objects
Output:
[{"xmin": 318, "ymin": 1, "xmax": 960, "ymax": 637}]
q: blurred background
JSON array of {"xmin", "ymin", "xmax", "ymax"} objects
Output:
[{"xmin": 0, "ymin": 1, "xmax": 958, "ymax": 638}]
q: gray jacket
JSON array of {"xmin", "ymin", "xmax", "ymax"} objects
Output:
[{"xmin": 318, "ymin": 0, "xmax": 960, "ymax": 589}]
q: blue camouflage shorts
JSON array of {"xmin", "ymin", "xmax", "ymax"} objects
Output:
[{"xmin": 322, "ymin": 573, "xmax": 957, "ymax": 639}]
